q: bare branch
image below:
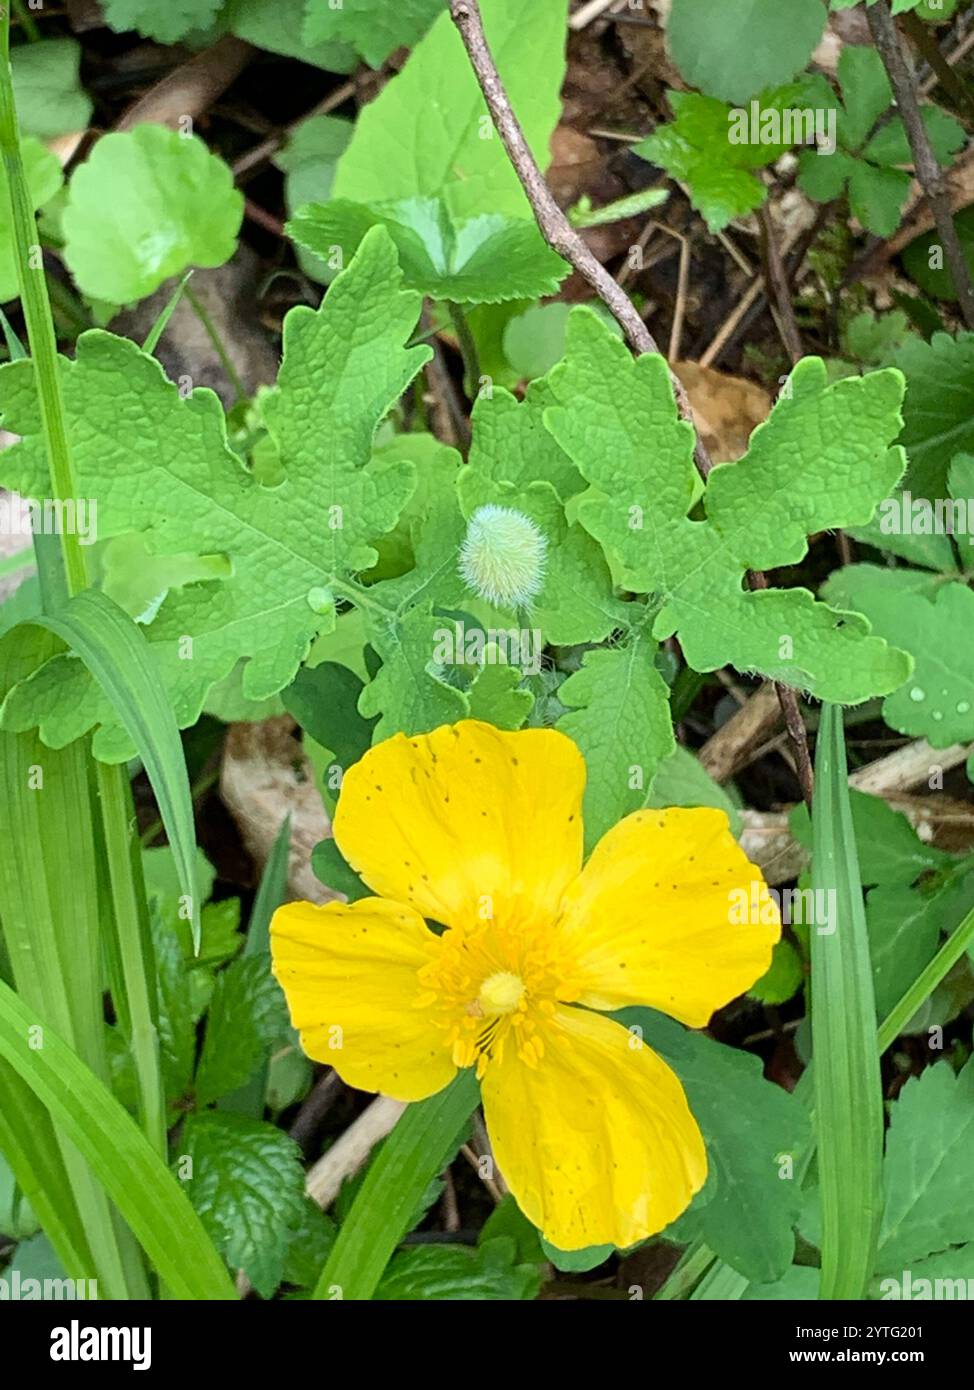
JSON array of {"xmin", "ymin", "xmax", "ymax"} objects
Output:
[
  {"xmin": 447, "ymin": 0, "xmax": 713, "ymax": 477},
  {"xmin": 867, "ymin": 0, "xmax": 974, "ymax": 330}
]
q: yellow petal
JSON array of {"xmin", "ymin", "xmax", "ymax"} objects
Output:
[
  {"xmin": 556, "ymin": 807, "xmax": 780, "ymax": 1026},
  {"xmin": 482, "ymin": 1005, "xmax": 706, "ymax": 1250},
  {"xmin": 333, "ymin": 720, "xmax": 584, "ymax": 931},
  {"xmin": 270, "ymin": 898, "xmax": 455, "ymax": 1102}
]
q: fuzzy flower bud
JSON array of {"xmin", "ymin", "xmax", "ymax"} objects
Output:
[{"xmin": 458, "ymin": 504, "xmax": 547, "ymax": 609}]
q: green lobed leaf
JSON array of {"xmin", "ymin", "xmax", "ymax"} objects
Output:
[
  {"xmin": 302, "ymin": 0, "xmax": 446, "ymax": 69},
  {"xmin": 822, "ymin": 566, "xmax": 974, "ymax": 747},
  {"xmin": 646, "ymin": 744, "xmax": 743, "ymax": 835},
  {"xmin": 101, "ymin": 0, "xmax": 223, "ymax": 43},
  {"xmin": 0, "ymin": 227, "xmax": 432, "ymax": 758},
  {"xmin": 894, "ymin": 331, "xmax": 974, "ymax": 496},
  {"xmin": 282, "ymin": 660, "xmax": 376, "ymax": 773},
  {"xmin": 634, "ymin": 86, "xmax": 815, "ymax": 233},
  {"xmin": 791, "ymin": 786, "xmax": 953, "ymax": 889},
  {"xmin": 467, "ymin": 658, "xmax": 534, "ymax": 729},
  {"xmin": 289, "ymin": 197, "xmax": 568, "ymax": 303},
  {"xmin": 273, "ymin": 114, "xmax": 353, "ymax": 284},
  {"xmin": 748, "ymin": 937, "xmax": 805, "ymax": 1006},
  {"xmin": 545, "ymin": 309, "xmax": 911, "ymax": 702},
  {"xmin": 558, "ymin": 634, "xmax": 675, "ymax": 852},
  {"xmin": 872, "ymin": 1242, "xmax": 974, "ymax": 1299},
  {"xmin": 226, "ymin": 0, "xmax": 357, "ymax": 71},
  {"xmin": 797, "ymin": 47, "xmax": 964, "ymax": 237},
  {"xmin": 877, "ymin": 1056, "xmax": 974, "ymax": 1272},
  {"xmin": 375, "ymin": 1237, "xmax": 543, "ymax": 1300}
]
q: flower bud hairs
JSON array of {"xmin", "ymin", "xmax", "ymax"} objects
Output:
[{"xmin": 458, "ymin": 504, "xmax": 547, "ymax": 610}]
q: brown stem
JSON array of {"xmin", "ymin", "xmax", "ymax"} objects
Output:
[
  {"xmin": 867, "ymin": 0, "xmax": 974, "ymax": 330},
  {"xmin": 447, "ymin": 0, "xmax": 813, "ymax": 804},
  {"xmin": 899, "ymin": 9, "xmax": 974, "ymax": 124},
  {"xmin": 758, "ymin": 205, "xmax": 803, "ymax": 366},
  {"xmin": 447, "ymin": 0, "xmax": 712, "ymax": 476}
]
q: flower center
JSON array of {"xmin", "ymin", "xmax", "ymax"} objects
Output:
[
  {"xmin": 415, "ymin": 920, "xmax": 582, "ymax": 1079},
  {"xmin": 478, "ymin": 970, "xmax": 525, "ymax": 1016}
]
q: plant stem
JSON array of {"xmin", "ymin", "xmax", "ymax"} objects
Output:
[
  {"xmin": 447, "ymin": 0, "xmax": 711, "ymax": 473},
  {"xmin": 867, "ymin": 0, "xmax": 974, "ymax": 330},
  {"xmin": 96, "ymin": 763, "xmax": 166, "ymax": 1161},
  {"xmin": 0, "ymin": 19, "xmax": 87, "ymax": 597},
  {"xmin": 11, "ymin": 0, "xmax": 41, "ymax": 42},
  {"xmin": 446, "ymin": 300, "xmax": 481, "ymax": 401},
  {"xmin": 878, "ymin": 901, "xmax": 974, "ymax": 1051},
  {"xmin": 654, "ymin": 1238, "xmax": 715, "ymax": 1299},
  {"xmin": 899, "ymin": 9, "xmax": 974, "ymax": 124},
  {"xmin": 184, "ymin": 283, "xmax": 247, "ymax": 403}
]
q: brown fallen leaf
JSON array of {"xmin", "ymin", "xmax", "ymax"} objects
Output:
[
  {"xmin": 220, "ymin": 716, "xmax": 339, "ymax": 906},
  {"xmin": 673, "ymin": 360, "xmax": 772, "ymax": 462}
]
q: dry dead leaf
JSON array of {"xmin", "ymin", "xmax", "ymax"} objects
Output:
[
  {"xmin": 220, "ymin": 716, "xmax": 339, "ymax": 906},
  {"xmin": 673, "ymin": 360, "xmax": 772, "ymax": 462}
]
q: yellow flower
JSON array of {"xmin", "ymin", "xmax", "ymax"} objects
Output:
[{"xmin": 270, "ymin": 720, "xmax": 779, "ymax": 1251}]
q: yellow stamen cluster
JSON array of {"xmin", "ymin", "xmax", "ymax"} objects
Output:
[{"xmin": 415, "ymin": 918, "xmax": 579, "ymax": 1079}]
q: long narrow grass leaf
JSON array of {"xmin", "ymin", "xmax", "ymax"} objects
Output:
[
  {"xmin": 14, "ymin": 589, "xmax": 201, "ymax": 948},
  {"xmin": 313, "ymin": 1071, "xmax": 480, "ymax": 1300},
  {"xmin": 0, "ymin": 978, "xmax": 237, "ymax": 1300},
  {"xmin": 811, "ymin": 702, "xmax": 884, "ymax": 1299}
]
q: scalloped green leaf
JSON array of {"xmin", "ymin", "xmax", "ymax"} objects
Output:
[
  {"xmin": 101, "ymin": 0, "xmax": 223, "ymax": 42},
  {"xmin": 667, "ymin": 0, "xmax": 826, "ymax": 104},
  {"xmin": 797, "ymin": 47, "xmax": 964, "ymax": 237},
  {"xmin": 467, "ymin": 660, "xmax": 534, "ymax": 730},
  {"xmin": 633, "ymin": 86, "xmax": 814, "ymax": 233},
  {"xmin": 877, "ymin": 1056, "xmax": 974, "ymax": 1272},
  {"xmin": 822, "ymin": 565, "xmax": 974, "ymax": 747},
  {"xmin": 458, "ymin": 383, "xmax": 626, "ymax": 646},
  {"xmin": 544, "ymin": 308, "xmax": 911, "ymax": 703},
  {"xmin": 11, "ymin": 37, "xmax": 92, "ymax": 139},
  {"xmin": 894, "ymin": 331, "xmax": 974, "ymax": 496},
  {"xmin": 227, "ymin": 0, "xmax": 357, "ymax": 71},
  {"xmin": 62, "ymin": 125, "xmax": 243, "ymax": 304}
]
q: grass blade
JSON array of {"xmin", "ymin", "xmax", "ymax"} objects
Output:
[
  {"xmin": 0, "ymin": 978, "xmax": 237, "ymax": 1299},
  {"xmin": 0, "ymin": 625, "xmax": 145, "ymax": 1297},
  {"xmin": 0, "ymin": 1064, "xmax": 94, "ymax": 1279},
  {"xmin": 20, "ymin": 589, "xmax": 201, "ymax": 949},
  {"xmin": 313, "ymin": 1071, "xmax": 480, "ymax": 1300},
  {"xmin": 811, "ymin": 702, "xmax": 884, "ymax": 1299}
]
